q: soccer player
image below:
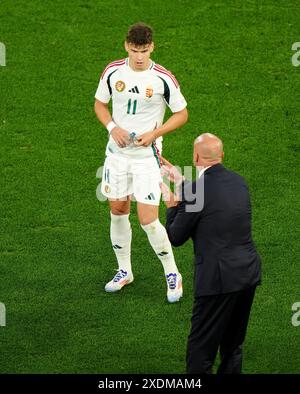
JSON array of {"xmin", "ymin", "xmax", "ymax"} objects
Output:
[{"xmin": 94, "ymin": 23, "xmax": 188, "ymax": 303}]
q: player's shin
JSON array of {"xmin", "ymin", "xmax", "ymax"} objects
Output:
[
  {"xmin": 110, "ymin": 213, "xmax": 132, "ymax": 273},
  {"xmin": 141, "ymin": 218, "xmax": 178, "ymax": 275}
]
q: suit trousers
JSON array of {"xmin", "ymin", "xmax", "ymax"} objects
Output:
[{"xmin": 186, "ymin": 285, "xmax": 257, "ymax": 374}]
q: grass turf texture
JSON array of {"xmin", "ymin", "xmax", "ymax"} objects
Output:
[{"xmin": 0, "ymin": 0, "xmax": 299, "ymax": 373}]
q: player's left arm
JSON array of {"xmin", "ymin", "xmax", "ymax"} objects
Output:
[
  {"xmin": 155, "ymin": 107, "xmax": 188, "ymax": 139},
  {"xmin": 135, "ymin": 108, "xmax": 188, "ymax": 147}
]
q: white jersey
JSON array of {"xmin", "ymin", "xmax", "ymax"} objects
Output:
[{"xmin": 95, "ymin": 58, "xmax": 187, "ymax": 159}]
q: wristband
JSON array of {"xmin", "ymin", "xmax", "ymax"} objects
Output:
[{"xmin": 106, "ymin": 121, "xmax": 116, "ymax": 133}]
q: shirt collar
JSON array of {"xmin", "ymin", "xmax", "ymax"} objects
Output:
[
  {"xmin": 126, "ymin": 57, "xmax": 154, "ymax": 71},
  {"xmin": 197, "ymin": 166, "xmax": 211, "ymax": 178}
]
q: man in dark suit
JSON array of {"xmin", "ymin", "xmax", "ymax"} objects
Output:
[{"xmin": 160, "ymin": 133, "xmax": 261, "ymax": 374}]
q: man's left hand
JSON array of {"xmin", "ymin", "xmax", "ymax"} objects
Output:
[{"xmin": 135, "ymin": 131, "xmax": 156, "ymax": 147}]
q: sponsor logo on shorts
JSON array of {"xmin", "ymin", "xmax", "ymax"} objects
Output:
[
  {"xmin": 115, "ymin": 80, "xmax": 126, "ymax": 92},
  {"xmin": 145, "ymin": 192, "xmax": 155, "ymax": 201},
  {"xmin": 104, "ymin": 185, "xmax": 111, "ymax": 193}
]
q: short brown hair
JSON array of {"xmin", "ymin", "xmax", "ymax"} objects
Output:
[{"xmin": 126, "ymin": 23, "xmax": 153, "ymax": 46}]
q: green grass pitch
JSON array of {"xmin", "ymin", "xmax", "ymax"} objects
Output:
[{"xmin": 0, "ymin": 0, "xmax": 299, "ymax": 373}]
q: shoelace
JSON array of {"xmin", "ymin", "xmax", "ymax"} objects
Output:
[
  {"xmin": 113, "ymin": 269, "xmax": 127, "ymax": 283},
  {"xmin": 166, "ymin": 273, "xmax": 177, "ymax": 290}
]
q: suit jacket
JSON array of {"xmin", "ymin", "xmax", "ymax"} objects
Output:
[{"xmin": 166, "ymin": 164, "xmax": 261, "ymax": 296}]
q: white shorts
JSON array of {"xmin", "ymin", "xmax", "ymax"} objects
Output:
[{"xmin": 101, "ymin": 154, "xmax": 162, "ymax": 206}]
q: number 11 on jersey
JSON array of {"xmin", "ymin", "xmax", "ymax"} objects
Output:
[{"xmin": 127, "ymin": 99, "xmax": 137, "ymax": 115}]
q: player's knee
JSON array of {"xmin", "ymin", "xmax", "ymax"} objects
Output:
[
  {"xmin": 138, "ymin": 209, "xmax": 159, "ymax": 226},
  {"xmin": 110, "ymin": 208, "xmax": 129, "ymax": 215},
  {"xmin": 139, "ymin": 216, "xmax": 159, "ymax": 226},
  {"xmin": 110, "ymin": 201, "xmax": 130, "ymax": 215},
  {"xmin": 140, "ymin": 218, "xmax": 164, "ymax": 233},
  {"xmin": 140, "ymin": 218, "xmax": 152, "ymax": 226}
]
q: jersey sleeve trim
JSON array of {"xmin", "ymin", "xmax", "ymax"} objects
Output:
[
  {"xmin": 153, "ymin": 64, "xmax": 179, "ymax": 88},
  {"xmin": 157, "ymin": 76, "xmax": 170, "ymax": 104},
  {"xmin": 107, "ymin": 69, "xmax": 118, "ymax": 95},
  {"xmin": 100, "ymin": 58, "xmax": 126, "ymax": 80}
]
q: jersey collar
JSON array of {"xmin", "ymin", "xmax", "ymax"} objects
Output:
[{"xmin": 126, "ymin": 58, "xmax": 155, "ymax": 72}]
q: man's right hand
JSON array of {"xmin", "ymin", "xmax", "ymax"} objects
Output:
[
  {"xmin": 160, "ymin": 156, "xmax": 185, "ymax": 185},
  {"xmin": 110, "ymin": 127, "xmax": 131, "ymax": 148}
]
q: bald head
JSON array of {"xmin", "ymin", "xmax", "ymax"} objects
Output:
[{"xmin": 193, "ymin": 133, "xmax": 224, "ymax": 168}]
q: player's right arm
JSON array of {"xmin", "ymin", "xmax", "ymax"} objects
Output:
[
  {"xmin": 94, "ymin": 99, "xmax": 130, "ymax": 148},
  {"xmin": 94, "ymin": 61, "xmax": 130, "ymax": 148}
]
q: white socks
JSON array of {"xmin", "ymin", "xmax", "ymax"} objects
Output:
[
  {"xmin": 141, "ymin": 219, "xmax": 179, "ymax": 275},
  {"xmin": 110, "ymin": 214, "xmax": 178, "ymax": 276},
  {"xmin": 110, "ymin": 213, "xmax": 132, "ymax": 273}
]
